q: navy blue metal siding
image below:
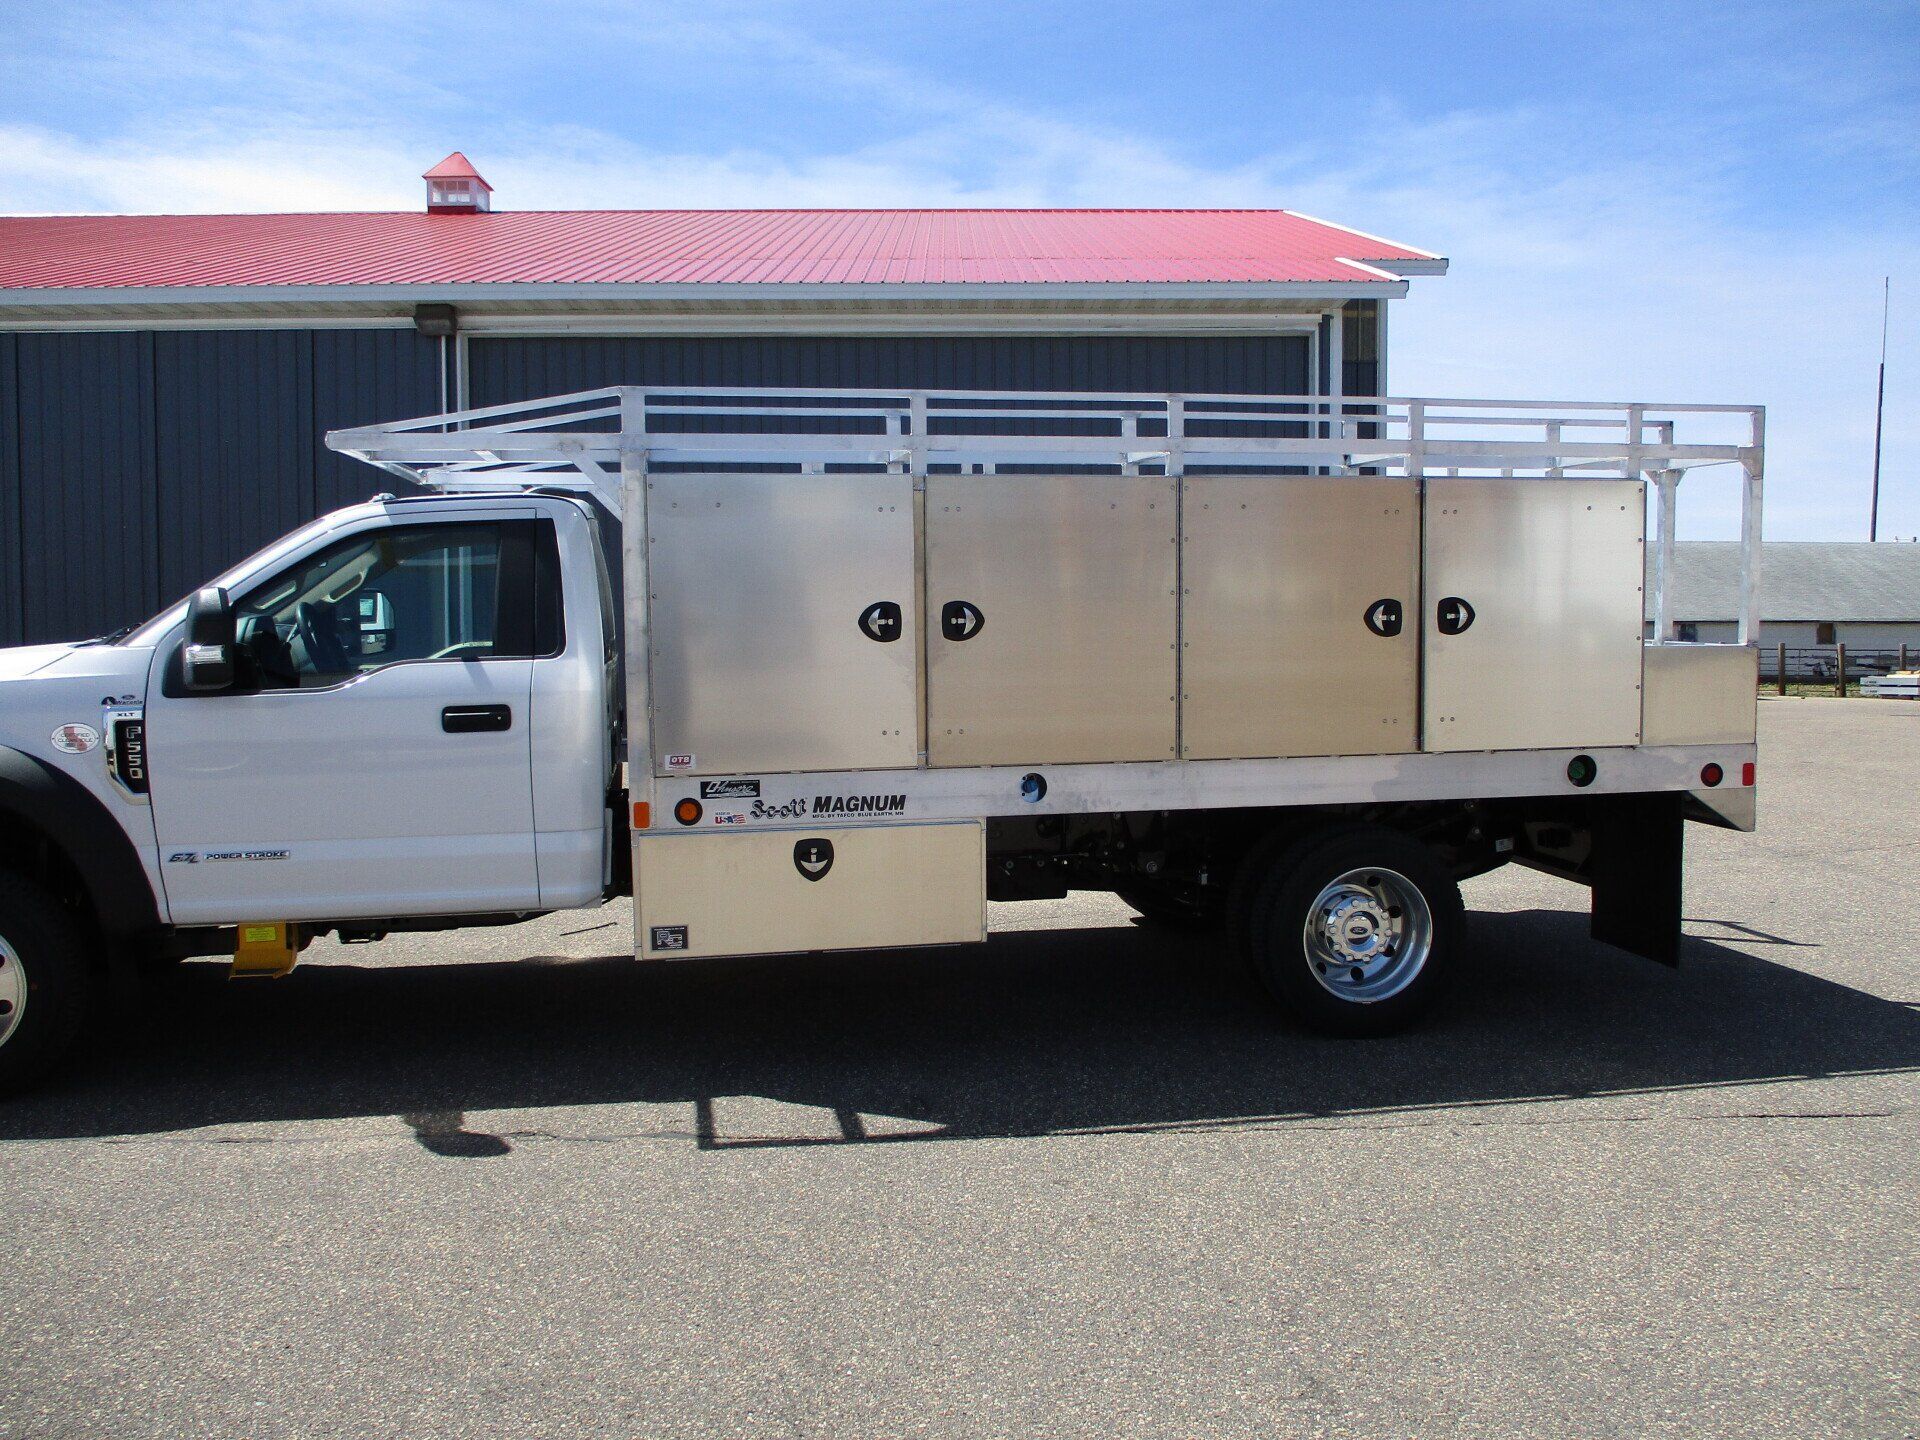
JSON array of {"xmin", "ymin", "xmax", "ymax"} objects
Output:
[
  {"xmin": 2, "ymin": 328, "xmax": 1306, "ymax": 645},
  {"xmin": 154, "ymin": 330, "xmax": 315, "ymax": 602},
  {"xmin": 1342, "ymin": 302, "xmax": 1380, "ymax": 398},
  {"xmin": 468, "ymin": 334, "xmax": 1311, "ymax": 407},
  {"xmin": 311, "ymin": 329, "xmax": 440, "ymax": 512},
  {"xmin": 0, "ymin": 327, "xmax": 441, "ymax": 644},
  {"xmin": 13, "ymin": 332, "xmax": 159, "ymax": 643},
  {"xmin": 0, "ymin": 336, "xmax": 21, "ymax": 646}
]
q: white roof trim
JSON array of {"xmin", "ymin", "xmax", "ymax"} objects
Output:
[
  {"xmin": 0, "ymin": 277, "xmax": 1412, "ymax": 310},
  {"xmin": 1279, "ymin": 209, "xmax": 1449, "ymax": 274},
  {"xmin": 0, "ymin": 309, "xmax": 1340, "ymax": 337},
  {"xmin": 1333, "ymin": 257, "xmax": 1406, "ymax": 283}
]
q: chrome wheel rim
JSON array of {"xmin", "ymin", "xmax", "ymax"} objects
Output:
[
  {"xmin": 1302, "ymin": 867, "xmax": 1432, "ymax": 1004},
  {"xmin": 0, "ymin": 933, "xmax": 25, "ymax": 1051}
]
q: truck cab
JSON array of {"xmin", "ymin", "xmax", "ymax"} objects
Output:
[
  {"xmin": 139, "ymin": 492, "xmax": 618, "ymax": 924},
  {"xmin": 0, "ymin": 492, "xmax": 622, "ymax": 1087}
]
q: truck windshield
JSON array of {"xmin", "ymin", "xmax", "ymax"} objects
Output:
[{"xmin": 121, "ymin": 513, "xmax": 348, "ymax": 648}]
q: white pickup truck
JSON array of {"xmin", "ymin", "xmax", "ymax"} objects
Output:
[{"xmin": 0, "ymin": 386, "xmax": 1763, "ymax": 1091}]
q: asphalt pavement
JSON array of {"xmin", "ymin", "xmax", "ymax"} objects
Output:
[{"xmin": 3, "ymin": 698, "xmax": 1916, "ymax": 1438}]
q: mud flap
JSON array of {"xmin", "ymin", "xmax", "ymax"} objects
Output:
[{"xmin": 1589, "ymin": 792, "xmax": 1684, "ymax": 966}]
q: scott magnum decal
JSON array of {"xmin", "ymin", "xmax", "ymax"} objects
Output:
[
  {"xmin": 812, "ymin": 794, "xmax": 905, "ymax": 816},
  {"xmin": 793, "ymin": 838, "xmax": 835, "ymax": 882}
]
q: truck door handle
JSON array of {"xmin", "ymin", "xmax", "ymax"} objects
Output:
[
  {"xmin": 1436, "ymin": 597, "xmax": 1476, "ymax": 635},
  {"xmin": 1364, "ymin": 598, "xmax": 1403, "ymax": 637},
  {"xmin": 858, "ymin": 600, "xmax": 903, "ymax": 642},
  {"xmin": 941, "ymin": 600, "xmax": 985, "ymax": 641},
  {"xmin": 442, "ymin": 704, "xmax": 512, "ymax": 733}
]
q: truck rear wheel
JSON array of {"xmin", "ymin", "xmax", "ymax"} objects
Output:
[
  {"xmin": 1246, "ymin": 826, "xmax": 1461, "ymax": 1037},
  {"xmin": 0, "ymin": 873, "xmax": 96, "ymax": 1095}
]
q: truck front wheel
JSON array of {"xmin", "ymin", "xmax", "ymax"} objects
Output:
[
  {"xmin": 0, "ymin": 873, "xmax": 96, "ymax": 1095},
  {"xmin": 1246, "ymin": 826, "xmax": 1462, "ymax": 1037}
]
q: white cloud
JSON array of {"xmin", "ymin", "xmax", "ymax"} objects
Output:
[
  {"xmin": 1, "ymin": 5, "xmax": 1913, "ymax": 539},
  {"xmin": 0, "ymin": 127, "xmax": 417, "ymax": 213}
]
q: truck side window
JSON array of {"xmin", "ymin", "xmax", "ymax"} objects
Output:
[
  {"xmin": 532, "ymin": 520, "xmax": 566, "ymax": 658},
  {"xmin": 232, "ymin": 523, "xmax": 507, "ymax": 688}
]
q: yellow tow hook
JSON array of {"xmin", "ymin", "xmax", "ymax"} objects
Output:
[{"xmin": 230, "ymin": 922, "xmax": 300, "ymax": 979}]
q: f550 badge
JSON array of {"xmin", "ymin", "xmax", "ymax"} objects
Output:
[{"xmin": 107, "ymin": 713, "xmax": 148, "ymax": 796}]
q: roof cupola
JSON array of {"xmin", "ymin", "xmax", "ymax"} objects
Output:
[{"xmin": 423, "ymin": 152, "xmax": 491, "ymax": 214}]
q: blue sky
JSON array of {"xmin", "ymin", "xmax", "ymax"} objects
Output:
[{"xmin": 2, "ymin": 0, "xmax": 1915, "ymax": 540}]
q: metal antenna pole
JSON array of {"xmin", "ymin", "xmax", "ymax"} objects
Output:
[{"xmin": 1870, "ymin": 276, "xmax": 1889, "ymax": 541}]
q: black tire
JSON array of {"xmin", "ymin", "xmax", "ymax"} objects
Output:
[
  {"xmin": 1115, "ymin": 881, "xmax": 1222, "ymax": 930},
  {"xmin": 1225, "ymin": 827, "xmax": 1300, "ymax": 972},
  {"xmin": 1246, "ymin": 825, "xmax": 1462, "ymax": 1037},
  {"xmin": 0, "ymin": 872, "xmax": 97, "ymax": 1095}
]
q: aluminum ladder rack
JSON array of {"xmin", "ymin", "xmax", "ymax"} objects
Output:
[{"xmin": 325, "ymin": 385, "xmax": 1765, "ymax": 645}]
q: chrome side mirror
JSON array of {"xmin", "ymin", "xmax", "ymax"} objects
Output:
[{"xmin": 182, "ymin": 586, "xmax": 236, "ymax": 692}]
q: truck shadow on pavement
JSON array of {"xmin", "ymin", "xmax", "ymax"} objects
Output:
[{"xmin": 3, "ymin": 908, "xmax": 1917, "ymax": 1147}]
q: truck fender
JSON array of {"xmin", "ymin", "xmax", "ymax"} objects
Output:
[{"xmin": 0, "ymin": 745, "xmax": 162, "ymax": 942}]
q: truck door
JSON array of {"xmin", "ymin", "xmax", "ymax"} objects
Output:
[
  {"xmin": 1422, "ymin": 477, "xmax": 1645, "ymax": 752},
  {"xmin": 145, "ymin": 516, "xmax": 547, "ymax": 924},
  {"xmin": 925, "ymin": 473, "xmax": 1178, "ymax": 766}
]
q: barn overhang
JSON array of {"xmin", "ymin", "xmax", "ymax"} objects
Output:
[{"xmin": 0, "ymin": 279, "xmax": 1410, "ymax": 332}]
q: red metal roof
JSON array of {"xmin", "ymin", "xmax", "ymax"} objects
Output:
[{"xmin": 0, "ymin": 208, "xmax": 1442, "ymax": 291}]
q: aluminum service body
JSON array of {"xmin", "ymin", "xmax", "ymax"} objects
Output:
[{"xmin": 327, "ymin": 384, "xmax": 1764, "ymax": 952}]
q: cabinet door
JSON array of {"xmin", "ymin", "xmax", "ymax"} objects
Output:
[
  {"xmin": 648, "ymin": 473, "xmax": 918, "ymax": 775},
  {"xmin": 1183, "ymin": 476, "xmax": 1418, "ymax": 759},
  {"xmin": 636, "ymin": 822, "xmax": 986, "ymax": 959},
  {"xmin": 925, "ymin": 474, "xmax": 1177, "ymax": 766},
  {"xmin": 1423, "ymin": 478, "xmax": 1645, "ymax": 752}
]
